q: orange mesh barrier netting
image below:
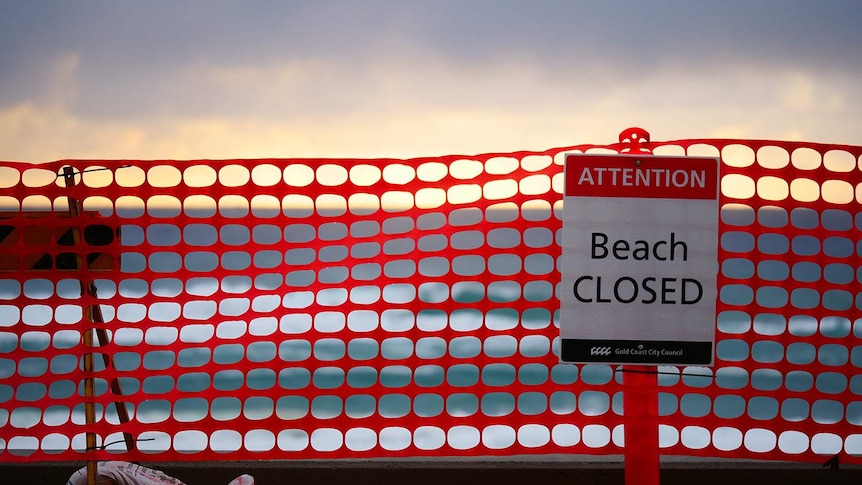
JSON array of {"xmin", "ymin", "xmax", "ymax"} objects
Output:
[{"xmin": 0, "ymin": 132, "xmax": 860, "ymax": 463}]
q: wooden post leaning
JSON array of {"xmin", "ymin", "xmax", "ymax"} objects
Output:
[{"xmin": 61, "ymin": 167, "xmax": 136, "ymax": 485}]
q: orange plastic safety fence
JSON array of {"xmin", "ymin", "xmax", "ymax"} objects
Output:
[{"xmin": 0, "ymin": 135, "xmax": 860, "ymax": 464}]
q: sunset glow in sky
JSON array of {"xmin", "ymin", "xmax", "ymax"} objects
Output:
[{"xmin": 1, "ymin": 1, "xmax": 861, "ymax": 162}]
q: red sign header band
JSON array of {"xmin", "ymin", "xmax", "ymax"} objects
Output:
[{"xmin": 564, "ymin": 154, "xmax": 719, "ymax": 199}]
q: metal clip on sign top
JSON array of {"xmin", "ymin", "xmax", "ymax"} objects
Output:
[{"xmin": 617, "ymin": 127, "xmax": 652, "ymax": 154}]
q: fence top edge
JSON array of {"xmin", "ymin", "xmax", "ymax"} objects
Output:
[{"xmin": 2, "ymin": 136, "xmax": 860, "ymax": 167}]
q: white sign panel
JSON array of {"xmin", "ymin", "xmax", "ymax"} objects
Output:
[{"xmin": 560, "ymin": 154, "xmax": 719, "ymax": 365}]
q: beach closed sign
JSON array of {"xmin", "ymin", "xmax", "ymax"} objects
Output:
[{"xmin": 560, "ymin": 154, "xmax": 719, "ymax": 365}]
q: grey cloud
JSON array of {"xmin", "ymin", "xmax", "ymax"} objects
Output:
[
  {"xmin": 4, "ymin": 1, "xmax": 861, "ymax": 69},
  {"xmin": 1, "ymin": 0, "xmax": 860, "ymax": 119}
]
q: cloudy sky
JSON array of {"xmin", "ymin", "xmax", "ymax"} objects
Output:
[{"xmin": 1, "ymin": 1, "xmax": 860, "ymax": 162}]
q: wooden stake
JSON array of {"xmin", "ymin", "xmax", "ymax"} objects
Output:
[
  {"xmin": 62, "ymin": 166, "xmax": 98, "ymax": 485},
  {"xmin": 62, "ymin": 167, "xmax": 135, "ymax": 449},
  {"xmin": 62, "ymin": 167, "xmax": 136, "ymax": 485}
]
